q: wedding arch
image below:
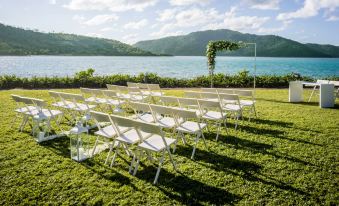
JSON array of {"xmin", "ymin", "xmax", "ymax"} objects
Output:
[{"xmin": 206, "ymin": 40, "xmax": 242, "ymax": 87}]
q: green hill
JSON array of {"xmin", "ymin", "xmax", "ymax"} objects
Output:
[
  {"xmin": 134, "ymin": 29, "xmax": 339, "ymax": 57},
  {"xmin": 0, "ymin": 23, "xmax": 155, "ymax": 56}
]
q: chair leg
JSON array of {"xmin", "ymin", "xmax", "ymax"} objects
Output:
[
  {"xmin": 111, "ymin": 142, "xmax": 120, "ymax": 167},
  {"xmin": 253, "ymin": 104, "xmax": 257, "ymax": 118},
  {"xmin": 172, "ymin": 139, "xmax": 178, "ymax": 153},
  {"xmin": 129, "ymin": 153, "xmax": 136, "ymax": 174},
  {"xmin": 215, "ymin": 122, "xmax": 220, "ymax": 141},
  {"xmin": 105, "ymin": 143, "xmax": 113, "ymax": 165},
  {"xmin": 91, "ymin": 138, "xmax": 99, "ymax": 157},
  {"xmin": 191, "ymin": 133, "xmax": 200, "ymax": 159},
  {"xmin": 132, "ymin": 150, "xmax": 140, "ymax": 176},
  {"xmin": 308, "ymin": 86, "xmax": 317, "ymax": 102},
  {"xmin": 154, "ymin": 150, "xmax": 165, "ymax": 184},
  {"xmin": 166, "ymin": 146, "xmax": 177, "ymax": 171}
]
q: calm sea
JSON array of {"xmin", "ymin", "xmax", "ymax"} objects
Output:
[{"xmin": 0, "ymin": 56, "xmax": 338, "ymax": 78}]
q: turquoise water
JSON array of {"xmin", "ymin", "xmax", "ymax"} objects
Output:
[{"xmin": 0, "ymin": 56, "xmax": 338, "ymax": 78}]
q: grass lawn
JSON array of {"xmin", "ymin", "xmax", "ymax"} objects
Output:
[{"xmin": 0, "ymin": 88, "xmax": 338, "ymax": 205}]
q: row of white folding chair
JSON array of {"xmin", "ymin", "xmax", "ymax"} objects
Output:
[
  {"xmin": 106, "ymin": 84, "xmax": 149, "ymax": 102},
  {"xmin": 308, "ymin": 80, "xmax": 339, "ymax": 102},
  {"xmin": 129, "ymin": 101, "xmax": 208, "ymax": 159},
  {"xmin": 11, "ymin": 95, "xmax": 63, "ymax": 133},
  {"xmin": 159, "ymin": 95, "xmax": 243, "ymax": 130},
  {"xmin": 185, "ymin": 90, "xmax": 256, "ymax": 120},
  {"xmin": 90, "ymin": 111, "xmax": 177, "ymax": 184},
  {"xmin": 49, "ymin": 91, "xmax": 96, "ymax": 125}
]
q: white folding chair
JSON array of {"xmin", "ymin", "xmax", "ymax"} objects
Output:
[
  {"xmin": 102, "ymin": 90, "xmax": 125, "ymax": 113},
  {"xmin": 200, "ymin": 92, "xmax": 220, "ymax": 102},
  {"xmin": 90, "ymin": 111, "xmax": 130, "ymax": 164},
  {"xmin": 198, "ymin": 99, "xmax": 227, "ymax": 141},
  {"xmin": 109, "ymin": 115, "xmax": 152, "ymax": 171},
  {"xmin": 11, "ymin": 95, "xmax": 38, "ymax": 131},
  {"xmin": 127, "ymin": 82, "xmax": 139, "ymax": 88},
  {"xmin": 172, "ymin": 108, "xmax": 207, "ymax": 159},
  {"xmin": 308, "ymin": 80, "xmax": 330, "ymax": 102},
  {"xmin": 129, "ymin": 101, "xmax": 156, "ymax": 123},
  {"xmin": 116, "ymin": 86, "xmax": 131, "ymax": 100},
  {"xmin": 201, "ymin": 88, "xmax": 218, "ymax": 93},
  {"xmin": 234, "ymin": 90, "xmax": 257, "ymax": 120},
  {"xmin": 219, "ymin": 93, "xmax": 243, "ymax": 130},
  {"xmin": 132, "ymin": 121, "xmax": 177, "ymax": 184},
  {"xmin": 128, "ymin": 87, "xmax": 148, "ymax": 102},
  {"xmin": 217, "ymin": 88, "xmax": 234, "ymax": 94},
  {"xmin": 149, "ymin": 104, "xmax": 177, "ymax": 130},
  {"xmin": 177, "ymin": 97, "xmax": 200, "ymax": 114}
]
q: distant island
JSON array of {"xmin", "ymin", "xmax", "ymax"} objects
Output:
[
  {"xmin": 1, "ymin": 23, "xmax": 339, "ymax": 57},
  {"xmin": 0, "ymin": 23, "xmax": 155, "ymax": 56},
  {"xmin": 134, "ymin": 29, "xmax": 339, "ymax": 58}
]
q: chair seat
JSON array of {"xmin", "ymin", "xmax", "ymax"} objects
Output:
[
  {"xmin": 223, "ymin": 104, "xmax": 242, "ymax": 111},
  {"xmin": 130, "ymin": 95, "xmax": 147, "ymax": 101},
  {"xmin": 85, "ymin": 97, "xmax": 96, "ymax": 102},
  {"xmin": 72, "ymin": 103, "xmax": 96, "ymax": 111},
  {"xmin": 134, "ymin": 113, "xmax": 156, "ymax": 123},
  {"xmin": 176, "ymin": 121, "xmax": 207, "ymax": 134},
  {"xmin": 138, "ymin": 135, "xmax": 176, "ymax": 152},
  {"xmin": 150, "ymin": 91, "xmax": 163, "ymax": 96},
  {"xmin": 141, "ymin": 90, "xmax": 151, "ymax": 96},
  {"xmin": 15, "ymin": 106, "xmax": 38, "ymax": 114},
  {"xmin": 156, "ymin": 117, "xmax": 176, "ymax": 128},
  {"xmin": 95, "ymin": 125, "xmax": 129, "ymax": 138},
  {"xmin": 51, "ymin": 101, "xmax": 73, "ymax": 108},
  {"xmin": 116, "ymin": 129, "xmax": 151, "ymax": 144},
  {"xmin": 33, "ymin": 109, "xmax": 63, "ymax": 120},
  {"xmin": 106, "ymin": 99, "xmax": 124, "ymax": 106},
  {"xmin": 201, "ymin": 111, "xmax": 226, "ymax": 120},
  {"xmin": 118, "ymin": 94, "xmax": 131, "ymax": 99},
  {"xmin": 240, "ymin": 100, "xmax": 255, "ymax": 106}
]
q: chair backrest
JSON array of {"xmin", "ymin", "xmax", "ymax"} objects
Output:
[
  {"xmin": 201, "ymin": 88, "xmax": 217, "ymax": 93},
  {"xmin": 11, "ymin": 94, "xmax": 22, "ymax": 103},
  {"xmin": 172, "ymin": 107, "xmax": 197, "ymax": 119},
  {"xmin": 90, "ymin": 111, "xmax": 111, "ymax": 123},
  {"xmin": 134, "ymin": 121, "xmax": 163, "ymax": 138},
  {"xmin": 127, "ymin": 82, "xmax": 139, "ymax": 88},
  {"xmin": 217, "ymin": 88, "xmax": 234, "ymax": 94},
  {"xmin": 31, "ymin": 98, "xmax": 47, "ymax": 108},
  {"xmin": 90, "ymin": 89, "xmax": 104, "ymax": 96},
  {"xmin": 159, "ymin": 96, "xmax": 179, "ymax": 106},
  {"xmin": 116, "ymin": 86, "xmax": 128, "ymax": 93},
  {"xmin": 130, "ymin": 101, "xmax": 151, "ymax": 113},
  {"xmin": 316, "ymin": 79, "xmax": 330, "ymax": 84},
  {"xmin": 148, "ymin": 84, "xmax": 161, "ymax": 90},
  {"xmin": 219, "ymin": 93, "xmax": 240, "ymax": 104},
  {"xmin": 138, "ymin": 83, "xmax": 149, "ymax": 90},
  {"xmin": 149, "ymin": 104, "xmax": 174, "ymax": 116},
  {"xmin": 234, "ymin": 90, "xmax": 253, "ymax": 97},
  {"xmin": 178, "ymin": 97, "xmax": 199, "ymax": 108},
  {"xmin": 107, "ymin": 84, "xmax": 118, "ymax": 91},
  {"xmin": 198, "ymin": 99, "xmax": 222, "ymax": 110},
  {"xmin": 17, "ymin": 96, "xmax": 35, "ymax": 105},
  {"xmin": 102, "ymin": 90, "xmax": 119, "ymax": 98},
  {"xmin": 59, "ymin": 92, "xmax": 85, "ymax": 102},
  {"xmin": 200, "ymin": 92, "xmax": 219, "ymax": 101},
  {"xmin": 49, "ymin": 91, "xmax": 61, "ymax": 99},
  {"xmin": 110, "ymin": 114, "xmax": 135, "ymax": 132},
  {"xmin": 80, "ymin": 88, "xmax": 91, "ymax": 94},
  {"xmin": 184, "ymin": 91, "xmax": 201, "ymax": 99},
  {"xmin": 128, "ymin": 87, "xmax": 142, "ymax": 94}
]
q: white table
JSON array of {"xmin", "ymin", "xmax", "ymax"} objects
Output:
[{"xmin": 289, "ymin": 81, "xmax": 335, "ymax": 108}]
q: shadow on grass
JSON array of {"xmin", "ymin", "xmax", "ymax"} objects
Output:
[
  {"xmin": 137, "ymin": 167, "xmax": 241, "ymax": 205},
  {"xmin": 176, "ymin": 145, "xmax": 262, "ymax": 173},
  {"xmin": 251, "ymin": 118, "xmax": 293, "ymax": 128}
]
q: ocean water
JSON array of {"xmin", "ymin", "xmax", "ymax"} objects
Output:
[{"xmin": 0, "ymin": 56, "xmax": 338, "ymax": 78}]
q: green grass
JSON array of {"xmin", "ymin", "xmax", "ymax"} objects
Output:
[{"xmin": 0, "ymin": 89, "xmax": 338, "ymax": 205}]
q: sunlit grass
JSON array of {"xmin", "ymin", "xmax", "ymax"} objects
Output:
[{"xmin": 0, "ymin": 88, "xmax": 338, "ymax": 205}]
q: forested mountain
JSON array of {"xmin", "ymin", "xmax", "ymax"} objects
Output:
[
  {"xmin": 0, "ymin": 23, "xmax": 155, "ymax": 56},
  {"xmin": 134, "ymin": 29, "xmax": 339, "ymax": 57}
]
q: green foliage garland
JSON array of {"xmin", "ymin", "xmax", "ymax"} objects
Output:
[{"xmin": 206, "ymin": 40, "xmax": 242, "ymax": 87}]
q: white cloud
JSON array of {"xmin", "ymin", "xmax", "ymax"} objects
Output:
[
  {"xmin": 151, "ymin": 29, "xmax": 184, "ymax": 38},
  {"xmin": 245, "ymin": 0, "xmax": 280, "ymax": 10},
  {"xmin": 157, "ymin": 8, "xmax": 179, "ymax": 22},
  {"xmin": 49, "ymin": 0, "xmax": 57, "ymax": 5},
  {"xmin": 83, "ymin": 14, "xmax": 119, "ymax": 26},
  {"xmin": 123, "ymin": 19, "xmax": 148, "ymax": 29},
  {"xmin": 72, "ymin": 15, "xmax": 86, "ymax": 23},
  {"xmin": 100, "ymin": 27, "xmax": 116, "ymax": 32},
  {"xmin": 169, "ymin": 0, "xmax": 211, "ymax": 6},
  {"xmin": 122, "ymin": 34, "xmax": 139, "ymax": 44},
  {"xmin": 64, "ymin": 0, "xmax": 157, "ymax": 12},
  {"xmin": 326, "ymin": 15, "xmax": 339, "ymax": 21},
  {"xmin": 257, "ymin": 20, "xmax": 291, "ymax": 34},
  {"xmin": 203, "ymin": 7, "xmax": 270, "ymax": 31},
  {"xmin": 277, "ymin": 0, "xmax": 339, "ymax": 21},
  {"xmin": 175, "ymin": 8, "xmax": 223, "ymax": 27}
]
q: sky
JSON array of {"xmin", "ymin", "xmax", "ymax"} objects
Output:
[{"xmin": 0, "ymin": 0, "xmax": 339, "ymax": 45}]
